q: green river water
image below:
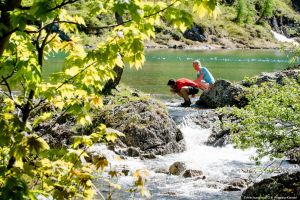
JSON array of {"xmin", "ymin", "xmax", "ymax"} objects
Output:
[{"xmin": 45, "ymin": 49, "xmax": 289, "ymax": 95}]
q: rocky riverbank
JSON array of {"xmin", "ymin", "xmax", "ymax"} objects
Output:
[
  {"xmin": 144, "ymin": 0, "xmax": 300, "ymax": 50},
  {"xmin": 33, "ymin": 67, "xmax": 300, "ymax": 199}
]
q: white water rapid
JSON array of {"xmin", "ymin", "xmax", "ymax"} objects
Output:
[
  {"xmin": 92, "ymin": 104, "xmax": 299, "ymax": 200},
  {"xmin": 271, "ymin": 30, "xmax": 299, "ymax": 46}
]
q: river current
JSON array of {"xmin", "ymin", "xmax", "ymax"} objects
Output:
[{"xmin": 91, "ymin": 99, "xmax": 299, "ymax": 200}]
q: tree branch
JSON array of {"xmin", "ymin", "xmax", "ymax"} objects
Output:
[
  {"xmin": 89, "ymin": 0, "xmax": 180, "ymax": 30},
  {"xmin": 55, "ymin": 61, "xmax": 97, "ymax": 91},
  {"xmin": 47, "ymin": 0, "xmax": 80, "ymax": 12},
  {"xmin": 1, "ymin": 76, "xmax": 22, "ymax": 110}
]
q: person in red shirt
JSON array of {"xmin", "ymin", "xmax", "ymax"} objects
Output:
[{"xmin": 167, "ymin": 78, "xmax": 200, "ymax": 107}]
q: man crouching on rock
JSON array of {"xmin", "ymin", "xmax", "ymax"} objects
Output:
[{"xmin": 167, "ymin": 78, "xmax": 199, "ymax": 107}]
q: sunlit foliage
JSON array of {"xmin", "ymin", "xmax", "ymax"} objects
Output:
[
  {"xmin": 229, "ymin": 78, "xmax": 300, "ymax": 163},
  {"xmin": 0, "ymin": 0, "xmax": 218, "ymax": 199}
]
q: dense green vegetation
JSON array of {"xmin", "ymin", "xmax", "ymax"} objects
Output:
[
  {"xmin": 230, "ymin": 77, "xmax": 300, "ymax": 163},
  {"xmin": 150, "ymin": 0, "xmax": 300, "ymax": 49}
]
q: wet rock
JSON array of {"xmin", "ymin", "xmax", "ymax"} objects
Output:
[
  {"xmin": 188, "ymin": 109, "xmax": 235, "ymax": 147},
  {"xmin": 162, "ymin": 191, "xmax": 177, "ymax": 196},
  {"xmin": 196, "ymin": 80, "xmax": 247, "ymax": 108},
  {"xmin": 228, "ymin": 178, "xmax": 247, "ymax": 188},
  {"xmin": 169, "ymin": 161, "xmax": 187, "ymax": 175},
  {"xmin": 207, "ymin": 182, "xmax": 221, "ymax": 189},
  {"xmin": 223, "ymin": 185, "xmax": 241, "ymax": 191},
  {"xmin": 269, "ymin": 11, "xmax": 300, "ymax": 38},
  {"xmin": 96, "ymin": 99, "xmax": 186, "ymax": 157},
  {"xmin": 126, "ymin": 147, "xmax": 140, "ymax": 157},
  {"xmin": 242, "ymin": 172, "xmax": 300, "ymax": 199},
  {"xmin": 140, "ymin": 152, "xmax": 157, "ymax": 159},
  {"xmin": 155, "ymin": 168, "xmax": 169, "ymax": 174},
  {"xmin": 189, "ymin": 109, "xmax": 220, "ymax": 129},
  {"xmin": 221, "ymin": 178, "xmax": 248, "ymax": 192},
  {"xmin": 122, "ymin": 169, "xmax": 130, "ymax": 176},
  {"xmin": 182, "ymin": 169, "xmax": 205, "ymax": 178}
]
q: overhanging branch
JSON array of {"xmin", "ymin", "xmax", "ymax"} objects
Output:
[{"xmin": 47, "ymin": 0, "xmax": 80, "ymax": 12}]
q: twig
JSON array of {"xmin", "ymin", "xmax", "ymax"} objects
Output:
[
  {"xmin": 55, "ymin": 61, "xmax": 97, "ymax": 91},
  {"xmin": 47, "ymin": 0, "xmax": 79, "ymax": 13}
]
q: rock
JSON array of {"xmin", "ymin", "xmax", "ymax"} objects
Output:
[
  {"xmin": 122, "ymin": 169, "xmax": 130, "ymax": 176},
  {"xmin": 35, "ymin": 115, "xmax": 77, "ymax": 148},
  {"xmin": 223, "ymin": 185, "xmax": 241, "ymax": 191},
  {"xmin": 96, "ymin": 99, "xmax": 186, "ymax": 157},
  {"xmin": 286, "ymin": 147, "xmax": 300, "ymax": 164},
  {"xmin": 196, "ymin": 80, "xmax": 247, "ymax": 108},
  {"xmin": 182, "ymin": 169, "xmax": 205, "ymax": 178},
  {"xmin": 169, "ymin": 162, "xmax": 187, "ymax": 175},
  {"xmin": 207, "ymin": 182, "xmax": 221, "ymax": 189},
  {"xmin": 242, "ymin": 172, "xmax": 300, "ymax": 199},
  {"xmin": 126, "ymin": 147, "xmax": 140, "ymax": 157},
  {"xmin": 155, "ymin": 168, "xmax": 169, "ymax": 174},
  {"xmin": 269, "ymin": 10, "xmax": 300, "ymax": 38},
  {"xmin": 292, "ymin": 0, "xmax": 300, "ymax": 12},
  {"xmin": 188, "ymin": 109, "xmax": 237, "ymax": 147},
  {"xmin": 140, "ymin": 152, "xmax": 157, "ymax": 159},
  {"xmin": 206, "ymin": 128, "xmax": 231, "ymax": 147},
  {"xmin": 222, "ymin": 178, "xmax": 247, "ymax": 192},
  {"xmin": 241, "ymin": 69, "xmax": 299, "ymax": 87},
  {"xmin": 183, "ymin": 25, "xmax": 208, "ymax": 42},
  {"xmin": 131, "ymin": 92, "xmax": 139, "ymax": 97},
  {"xmin": 228, "ymin": 178, "xmax": 247, "ymax": 188}
]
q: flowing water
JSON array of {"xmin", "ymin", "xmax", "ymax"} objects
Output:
[
  {"xmin": 91, "ymin": 103, "xmax": 299, "ymax": 200},
  {"xmin": 45, "ymin": 49, "xmax": 298, "ymax": 199}
]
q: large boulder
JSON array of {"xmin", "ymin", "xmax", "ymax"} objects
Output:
[
  {"xmin": 96, "ymin": 99, "xmax": 186, "ymax": 157},
  {"xmin": 196, "ymin": 80, "xmax": 247, "ymax": 108},
  {"xmin": 242, "ymin": 172, "xmax": 300, "ymax": 199},
  {"xmin": 183, "ymin": 25, "xmax": 208, "ymax": 42}
]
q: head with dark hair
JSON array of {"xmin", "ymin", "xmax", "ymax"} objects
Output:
[{"xmin": 167, "ymin": 79, "xmax": 176, "ymax": 86}]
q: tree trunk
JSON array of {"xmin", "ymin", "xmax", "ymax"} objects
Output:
[
  {"xmin": 102, "ymin": 13, "xmax": 124, "ymax": 94},
  {"xmin": 0, "ymin": 0, "xmax": 22, "ymax": 57}
]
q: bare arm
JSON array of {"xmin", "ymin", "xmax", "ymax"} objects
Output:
[{"xmin": 193, "ymin": 71, "xmax": 204, "ymax": 84}]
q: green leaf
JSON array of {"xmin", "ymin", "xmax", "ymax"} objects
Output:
[
  {"xmin": 24, "ymin": 134, "xmax": 50, "ymax": 154},
  {"xmin": 72, "ymin": 136, "xmax": 93, "ymax": 148}
]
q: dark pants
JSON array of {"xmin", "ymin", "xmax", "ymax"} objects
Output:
[{"xmin": 187, "ymin": 86, "xmax": 199, "ymax": 95}]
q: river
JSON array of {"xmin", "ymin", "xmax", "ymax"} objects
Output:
[
  {"xmin": 91, "ymin": 103, "xmax": 299, "ymax": 200},
  {"xmin": 45, "ymin": 49, "xmax": 289, "ymax": 96},
  {"xmin": 45, "ymin": 49, "xmax": 297, "ymax": 199},
  {"xmin": 121, "ymin": 49, "xmax": 289, "ymax": 95}
]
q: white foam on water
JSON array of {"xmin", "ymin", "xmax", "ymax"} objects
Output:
[
  {"xmin": 93, "ymin": 115, "xmax": 299, "ymax": 199},
  {"xmin": 271, "ymin": 30, "xmax": 299, "ymax": 46}
]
